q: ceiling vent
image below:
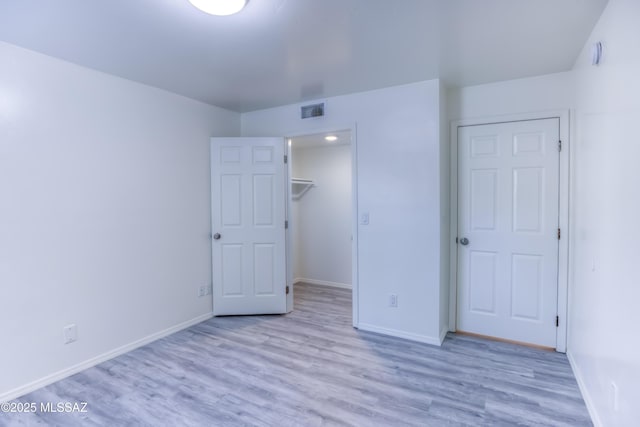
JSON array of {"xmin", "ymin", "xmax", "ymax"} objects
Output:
[{"xmin": 301, "ymin": 103, "xmax": 325, "ymax": 119}]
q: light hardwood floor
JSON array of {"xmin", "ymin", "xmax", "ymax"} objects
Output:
[{"xmin": 2, "ymin": 283, "xmax": 591, "ymax": 426}]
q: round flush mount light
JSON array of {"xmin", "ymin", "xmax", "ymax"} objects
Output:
[
  {"xmin": 188, "ymin": 0, "xmax": 248, "ymax": 16},
  {"xmin": 325, "ymin": 135, "xmax": 338, "ymax": 142}
]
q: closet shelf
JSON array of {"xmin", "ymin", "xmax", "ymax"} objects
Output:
[
  {"xmin": 291, "ymin": 178, "xmax": 315, "ymax": 199},
  {"xmin": 291, "ymin": 178, "xmax": 314, "ymax": 184}
]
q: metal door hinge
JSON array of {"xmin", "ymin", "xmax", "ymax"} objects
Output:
[
  {"xmin": 285, "ymin": 220, "xmax": 289, "ymax": 229},
  {"xmin": 557, "ymin": 228, "xmax": 561, "ymax": 240},
  {"xmin": 558, "ymin": 140, "xmax": 562, "ymax": 152},
  {"xmin": 284, "ymin": 154, "xmax": 288, "ymax": 164},
  {"xmin": 556, "ymin": 316, "xmax": 559, "ymax": 327},
  {"xmin": 286, "ymin": 285, "xmax": 290, "ymax": 295},
  {"xmin": 455, "ymin": 237, "xmax": 459, "ymax": 244}
]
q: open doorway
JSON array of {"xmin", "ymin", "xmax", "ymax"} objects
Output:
[{"xmin": 287, "ymin": 129, "xmax": 355, "ymax": 322}]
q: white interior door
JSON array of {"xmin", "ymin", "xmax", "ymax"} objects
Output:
[
  {"xmin": 457, "ymin": 119, "xmax": 560, "ymax": 347},
  {"xmin": 211, "ymin": 137, "xmax": 287, "ymax": 316}
]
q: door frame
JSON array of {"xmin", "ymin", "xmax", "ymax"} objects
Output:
[
  {"xmin": 449, "ymin": 110, "xmax": 570, "ymax": 352},
  {"xmin": 284, "ymin": 123, "xmax": 359, "ymax": 327}
]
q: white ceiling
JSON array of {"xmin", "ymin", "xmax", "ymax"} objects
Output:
[{"xmin": 0, "ymin": 0, "xmax": 608, "ymax": 112}]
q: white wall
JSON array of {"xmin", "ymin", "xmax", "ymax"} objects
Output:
[
  {"xmin": 0, "ymin": 41, "xmax": 240, "ymax": 400},
  {"xmin": 568, "ymin": 1, "xmax": 640, "ymax": 425},
  {"xmin": 242, "ymin": 80, "xmax": 446, "ymax": 344},
  {"xmin": 291, "ymin": 144, "xmax": 352, "ymax": 287},
  {"xmin": 448, "ymin": 71, "xmax": 575, "ymax": 121}
]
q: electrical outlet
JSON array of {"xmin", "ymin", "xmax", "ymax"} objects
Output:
[
  {"xmin": 360, "ymin": 212, "xmax": 370, "ymax": 225},
  {"xmin": 389, "ymin": 294, "xmax": 398, "ymax": 308},
  {"xmin": 63, "ymin": 324, "xmax": 77, "ymax": 344},
  {"xmin": 198, "ymin": 286, "xmax": 206, "ymax": 297}
]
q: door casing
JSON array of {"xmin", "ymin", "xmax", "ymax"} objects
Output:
[{"xmin": 449, "ymin": 111, "xmax": 570, "ymax": 352}]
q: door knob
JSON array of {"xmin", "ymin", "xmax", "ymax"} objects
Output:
[
  {"xmin": 213, "ymin": 233, "xmax": 221, "ymax": 240},
  {"xmin": 460, "ymin": 237, "xmax": 469, "ymax": 246}
]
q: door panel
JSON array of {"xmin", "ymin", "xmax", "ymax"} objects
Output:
[
  {"xmin": 470, "ymin": 169, "xmax": 497, "ymax": 230},
  {"xmin": 511, "ymin": 254, "xmax": 542, "ymax": 320},
  {"xmin": 513, "ymin": 167, "xmax": 544, "ymax": 232},
  {"xmin": 211, "ymin": 137, "xmax": 287, "ymax": 316},
  {"xmin": 469, "ymin": 250, "xmax": 497, "ymax": 314},
  {"xmin": 221, "ymin": 244, "xmax": 243, "ymax": 296},
  {"xmin": 254, "ymin": 243, "xmax": 275, "ymax": 295},
  {"xmin": 253, "ymin": 175, "xmax": 274, "ymax": 226},
  {"xmin": 220, "ymin": 174, "xmax": 242, "ymax": 226},
  {"xmin": 457, "ymin": 119, "xmax": 559, "ymax": 347}
]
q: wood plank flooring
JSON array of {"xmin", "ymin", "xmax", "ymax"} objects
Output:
[{"xmin": 1, "ymin": 283, "xmax": 591, "ymax": 426}]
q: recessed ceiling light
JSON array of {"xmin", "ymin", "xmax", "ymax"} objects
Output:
[
  {"xmin": 188, "ymin": 0, "xmax": 248, "ymax": 16},
  {"xmin": 325, "ymin": 135, "xmax": 338, "ymax": 142}
]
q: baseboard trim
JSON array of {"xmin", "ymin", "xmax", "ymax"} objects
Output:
[
  {"xmin": 294, "ymin": 277, "xmax": 351, "ymax": 289},
  {"xmin": 567, "ymin": 351, "xmax": 601, "ymax": 427},
  {"xmin": 357, "ymin": 322, "xmax": 442, "ymax": 346},
  {"xmin": 0, "ymin": 312, "xmax": 213, "ymax": 403}
]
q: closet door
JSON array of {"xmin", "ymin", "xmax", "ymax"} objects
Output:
[{"xmin": 457, "ymin": 119, "xmax": 560, "ymax": 347}]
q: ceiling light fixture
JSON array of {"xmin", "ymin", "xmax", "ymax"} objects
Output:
[
  {"xmin": 188, "ymin": 0, "xmax": 248, "ymax": 16},
  {"xmin": 325, "ymin": 135, "xmax": 338, "ymax": 142}
]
